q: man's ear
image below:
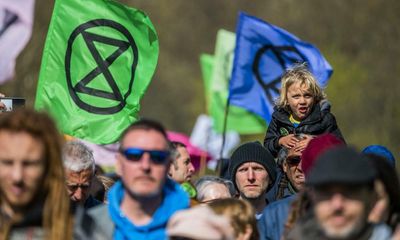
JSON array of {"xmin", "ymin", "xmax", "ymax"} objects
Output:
[
  {"xmin": 167, "ymin": 159, "xmax": 173, "ymax": 177},
  {"xmin": 282, "ymin": 161, "xmax": 288, "ymax": 173},
  {"xmin": 115, "ymin": 153, "xmax": 123, "ymax": 177},
  {"xmin": 370, "ymin": 180, "xmax": 384, "ymax": 208}
]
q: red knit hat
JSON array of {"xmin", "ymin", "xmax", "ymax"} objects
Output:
[{"xmin": 301, "ymin": 134, "xmax": 344, "ymax": 177}]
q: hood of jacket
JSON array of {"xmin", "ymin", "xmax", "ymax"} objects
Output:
[{"xmin": 107, "ymin": 179, "xmax": 189, "ymax": 240}]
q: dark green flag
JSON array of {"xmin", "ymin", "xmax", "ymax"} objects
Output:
[{"xmin": 35, "ymin": 0, "xmax": 159, "ymax": 144}]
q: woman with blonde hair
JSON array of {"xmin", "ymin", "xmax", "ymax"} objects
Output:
[
  {"xmin": 0, "ymin": 109, "xmax": 73, "ymax": 240},
  {"xmin": 209, "ymin": 198, "xmax": 259, "ymax": 240}
]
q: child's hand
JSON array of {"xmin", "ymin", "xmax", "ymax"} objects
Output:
[
  {"xmin": 293, "ymin": 134, "xmax": 314, "ymax": 152},
  {"xmin": 278, "ymin": 134, "xmax": 299, "ymax": 149},
  {"xmin": 287, "ymin": 146, "xmax": 302, "ymax": 158}
]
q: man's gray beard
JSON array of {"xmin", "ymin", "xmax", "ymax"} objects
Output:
[{"xmin": 320, "ymin": 214, "xmax": 366, "ymax": 239}]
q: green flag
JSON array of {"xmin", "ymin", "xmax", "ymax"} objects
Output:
[
  {"xmin": 203, "ymin": 29, "xmax": 266, "ymax": 134},
  {"xmin": 35, "ymin": 0, "xmax": 158, "ymax": 144},
  {"xmin": 199, "ymin": 54, "xmax": 214, "ymax": 112}
]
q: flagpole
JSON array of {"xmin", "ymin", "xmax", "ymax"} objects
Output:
[{"xmin": 219, "ymin": 97, "xmax": 230, "ymax": 160}]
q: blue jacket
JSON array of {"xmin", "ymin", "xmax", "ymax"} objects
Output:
[
  {"xmin": 258, "ymin": 195, "xmax": 296, "ymax": 240},
  {"xmin": 74, "ymin": 179, "xmax": 189, "ymax": 240}
]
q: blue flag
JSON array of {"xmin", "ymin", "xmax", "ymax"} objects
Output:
[{"xmin": 229, "ymin": 12, "xmax": 333, "ymax": 123}]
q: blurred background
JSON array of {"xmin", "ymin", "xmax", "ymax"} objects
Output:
[{"xmin": 1, "ymin": 0, "xmax": 399, "ymax": 164}]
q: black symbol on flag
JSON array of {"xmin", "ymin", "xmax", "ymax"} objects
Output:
[
  {"xmin": 252, "ymin": 45, "xmax": 306, "ymax": 105},
  {"xmin": 65, "ymin": 19, "xmax": 138, "ymax": 114}
]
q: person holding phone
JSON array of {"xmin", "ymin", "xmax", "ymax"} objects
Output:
[
  {"xmin": 0, "ymin": 93, "xmax": 26, "ymax": 112},
  {"xmin": 0, "ymin": 93, "xmax": 5, "ymax": 112}
]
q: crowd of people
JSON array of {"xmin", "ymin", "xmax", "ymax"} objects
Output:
[{"xmin": 0, "ymin": 65, "xmax": 399, "ymax": 240}]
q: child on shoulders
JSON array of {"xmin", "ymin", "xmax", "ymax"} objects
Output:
[{"xmin": 264, "ymin": 64, "xmax": 344, "ymax": 158}]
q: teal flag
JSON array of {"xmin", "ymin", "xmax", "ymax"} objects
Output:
[
  {"xmin": 203, "ymin": 29, "xmax": 266, "ymax": 134},
  {"xmin": 35, "ymin": 0, "xmax": 159, "ymax": 144}
]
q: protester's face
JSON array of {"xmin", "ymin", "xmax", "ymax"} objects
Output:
[
  {"xmin": 201, "ymin": 183, "xmax": 232, "ymax": 203},
  {"xmin": 65, "ymin": 168, "xmax": 93, "ymax": 204},
  {"xmin": 235, "ymin": 162, "xmax": 269, "ymax": 199},
  {"xmin": 286, "ymin": 82, "xmax": 314, "ymax": 121},
  {"xmin": 0, "ymin": 131, "xmax": 45, "ymax": 210},
  {"xmin": 283, "ymin": 156, "xmax": 305, "ymax": 191},
  {"xmin": 169, "ymin": 146, "xmax": 195, "ymax": 183},
  {"xmin": 116, "ymin": 129, "xmax": 170, "ymax": 198},
  {"xmin": 313, "ymin": 184, "xmax": 372, "ymax": 239}
]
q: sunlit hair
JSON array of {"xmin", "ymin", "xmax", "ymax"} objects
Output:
[
  {"xmin": 209, "ymin": 198, "xmax": 259, "ymax": 240},
  {"xmin": 119, "ymin": 118, "xmax": 170, "ymax": 150},
  {"xmin": 283, "ymin": 189, "xmax": 313, "ymax": 238},
  {"xmin": 0, "ymin": 109, "xmax": 72, "ymax": 240},
  {"xmin": 63, "ymin": 140, "xmax": 95, "ymax": 173},
  {"xmin": 195, "ymin": 175, "xmax": 236, "ymax": 202},
  {"xmin": 276, "ymin": 63, "xmax": 326, "ymax": 112},
  {"xmin": 170, "ymin": 141, "xmax": 186, "ymax": 168},
  {"xmin": 97, "ymin": 175, "xmax": 116, "ymax": 203}
]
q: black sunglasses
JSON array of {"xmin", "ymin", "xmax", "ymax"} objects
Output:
[
  {"xmin": 66, "ymin": 183, "xmax": 90, "ymax": 192},
  {"xmin": 120, "ymin": 148, "xmax": 170, "ymax": 164},
  {"xmin": 286, "ymin": 156, "xmax": 301, "ymax": 165}
]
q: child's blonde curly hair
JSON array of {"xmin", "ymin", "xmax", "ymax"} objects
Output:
[{"xmin": 276, "ymin": 63, "xmax": 326, "ymax": 112}]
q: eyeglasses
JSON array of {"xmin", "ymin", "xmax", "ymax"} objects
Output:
[
  {"xmin": 286, "ymin": 156, "xmax": 301, "ymax": 165},
  {"xmin": 120, "ymin": 148, "xmax": 170, "ymax": 164},
  {"xmin": 67, "ymin": 183, "xmax": 90, "ymax": 192}
]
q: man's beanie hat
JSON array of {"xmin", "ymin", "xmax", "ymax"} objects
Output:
[
  {"xmin": 229, "ymin": 141, "xmax": 277, "ymax": 189},
  {"xmin": 362, "ymin": 145, "xmax": 396, "ymax": 168},
  {"xmin": 307, "ymin": 146, "xmax": 376, "ymax": 186},
  {"xmin": 301, "ymin": 134, "xmax": 344, "ymax": 177}
]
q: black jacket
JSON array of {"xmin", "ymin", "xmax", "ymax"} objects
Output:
[{"xmin": 264, "ymin": 101, "xmax": 344, "ymax": 157}]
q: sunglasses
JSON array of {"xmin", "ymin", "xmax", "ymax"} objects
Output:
[
  {"xmin": 120, "ymin": 148, "xmax": 170, "ymax": 164},
  {"xmin": 66, "ymin": 183, "xmax": 90, "ymax": 192},
  {"xmin": 286, "ymin": 156, "xmax": 301, "ymax": 165}
]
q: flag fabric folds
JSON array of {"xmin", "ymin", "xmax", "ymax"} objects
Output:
[
  {"xmin": 167, "ymin": 131, "xmax": 211, "ymax": 171},
  {"xmin": 35, "ymin": 0, "xmax": 159, "ymax": 144},
  {"xmin": 190, "ymin": 114, "xmax": 240, "ymax": 169},
  {"xmin": 200, "ymin": 54, "xmax": 214, "ymax": 111},
  {"xmin": 200, "ymin": 29, "xmax": 266, "ymax": 134},
  {"xmin": 0, "ymin": 0, "xmax": 35, "ymax": 84},
  {"xmin": 229, "ymin": 12, "xmax": 333, "ymax": 123}
]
